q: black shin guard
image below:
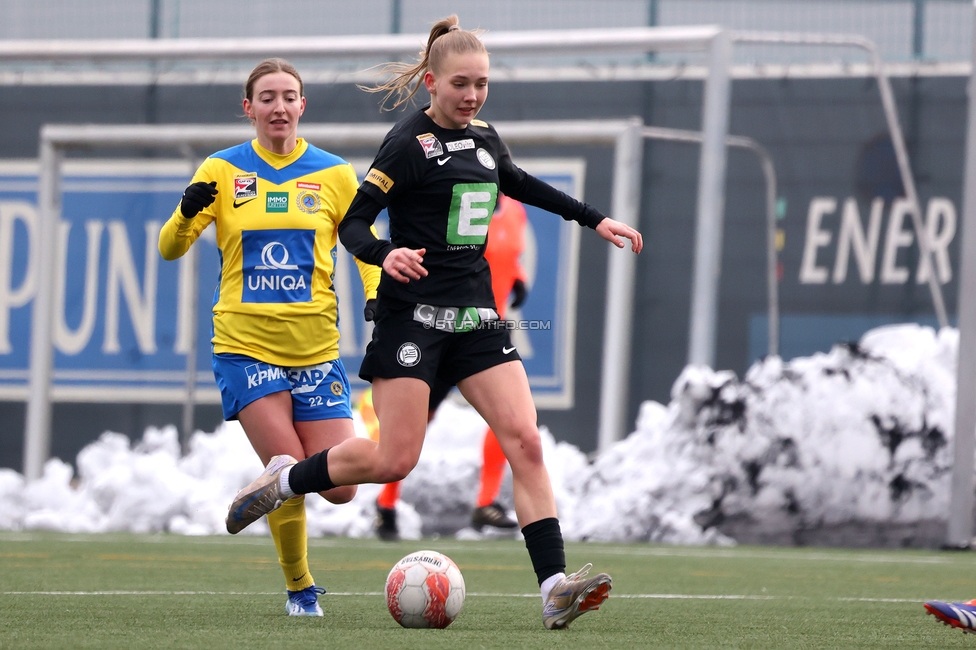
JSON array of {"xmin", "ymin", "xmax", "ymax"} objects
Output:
[
  {"xmin": 287, "ymin": 448, "xmax": 338, "ymax": 494},
  {"xmin": 522, "ymin": 517, "xmax": 566, "ymax": 585}
]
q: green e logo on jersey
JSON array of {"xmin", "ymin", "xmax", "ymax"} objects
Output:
[
  {"xmin": 447, "ymin": 183, "xmax": 498, "ymax": 245},
  {"xmin": 266, "ymin": 192, "xmax": 289, "ymax": 213}
]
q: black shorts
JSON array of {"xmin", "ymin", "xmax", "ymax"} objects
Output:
[{"xmin": 360, "ymin": 297, "xmax": 521, "ymax": 396}]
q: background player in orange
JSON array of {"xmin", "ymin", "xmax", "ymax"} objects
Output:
[{"xmin": 359, "ymin": 194, "xmax": 529, "ymax": 540}]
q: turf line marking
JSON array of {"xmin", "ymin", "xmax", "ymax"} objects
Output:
[
  {"xmin": 619, "ymin": 594, "xmax": 775, "ymax": 600},
  {"xmin": 586, "ymin": 546, "xmax": 967, "ymax": 566},
  {"xmin": 835, "ymin": 597, "xmax": 925, "ymax": 603},
  {"xmin": 2, "ymin": 591, "xmax": 285, "ymax": 596},
  {"xmin": 2, "ymin": 591, "xmax": 920, "ymax": 603},
  {"xmin": 2, "ymin": 533, "xmax": 969, "ymax": 568}
]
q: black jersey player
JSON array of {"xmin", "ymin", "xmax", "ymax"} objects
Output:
[{"xmin": 226, "ymin": 16, "xmax": 642, "ymax": 630}]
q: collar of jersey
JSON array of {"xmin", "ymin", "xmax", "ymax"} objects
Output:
[
  {"xmin": 211, "ymin": 138, "xmax": 348, "ymax": 185},
  {"xmin": 252, "ymin": 138, "xmax": 308, "ymax": 169}
]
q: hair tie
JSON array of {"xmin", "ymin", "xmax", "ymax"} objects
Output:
[{"xmin": 448, "ymin": 24, "xmax": 461, "ymax": 31}]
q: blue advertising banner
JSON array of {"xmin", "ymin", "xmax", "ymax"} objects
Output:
[{"xmin": 0, "ymin": 158, "xmax": 582, "ymax": 409}]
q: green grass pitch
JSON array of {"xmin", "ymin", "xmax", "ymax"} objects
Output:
[{"xmin": 2, "ymin": 531, "xmax": 976, "ymax": 649}]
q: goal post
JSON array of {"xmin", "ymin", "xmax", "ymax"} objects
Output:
[{"xmin": 947, "ymin": 3, "xmax": 976, "ymax": 549}]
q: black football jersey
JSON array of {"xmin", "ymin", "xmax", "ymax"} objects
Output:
[
  {"xmin": 354, "ymin": 108, "xmax": 605, "ymax": 307},
  {"xmin": 359, "ymin": 109, "xmax": 524, "ymax": 307}
]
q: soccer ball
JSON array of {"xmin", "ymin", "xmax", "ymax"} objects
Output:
[{"xmin": 385, "ymin": 550, "xmax": 465, "ymax": 628}]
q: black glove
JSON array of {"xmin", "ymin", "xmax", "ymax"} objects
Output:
[
  {"xmin": 510, "ymin": 278, "xmax": 528, "ymax": 309},
  {"xmin": 180, "ymin": 181, "xmax": 217, "ymax": 219},
  {"xmin": 363, "ymin": 298, "xmax": 378, "ymax": 322}
]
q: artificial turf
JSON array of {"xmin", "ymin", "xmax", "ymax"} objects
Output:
[{"xmin": 1, "ymin": 531, "xmax": 975, "ymax": 649}]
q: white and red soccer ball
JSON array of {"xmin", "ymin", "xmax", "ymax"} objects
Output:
[{"xmin": 385, "ymin": 550, "xmax": 465, "ymax": 629}]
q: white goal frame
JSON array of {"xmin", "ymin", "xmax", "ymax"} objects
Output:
[
  {"xmin": 6, "ymin": 26, "xmax": 943, "ymax": 499},
  {"xmin": 23, "ymin": 117, "xmax": 794, "ymax": 483}
]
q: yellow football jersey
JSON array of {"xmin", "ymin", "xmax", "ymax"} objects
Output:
[{"xmin": 159, "ymin": 138, "xmax": 380, "ymax": 367}]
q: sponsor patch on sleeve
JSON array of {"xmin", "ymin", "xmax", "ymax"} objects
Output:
[{"xmin": 365, "ymin": 168, "xmax": 394, "ymax": 193}]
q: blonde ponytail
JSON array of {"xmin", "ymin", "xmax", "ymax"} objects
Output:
[{"xmin": 362, "ymin": 15, "xmax": 487, "ymax": 110}]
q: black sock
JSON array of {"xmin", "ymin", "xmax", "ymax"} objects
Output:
[
  {"xmin": 522, "ymin": 517, "xmax": 566, "ymax": 585},
  {"xmin": 287, "ymin": 448, "xmax": 338, "ymax": 494}
]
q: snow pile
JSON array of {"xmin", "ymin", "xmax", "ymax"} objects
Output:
[
  {"xmin": 0, "ymin": 324, "xmax": 961, "ymax": 547},
  {"xmin": 563, "ymin": 323, "xmax": 957, "ymax": 545}
]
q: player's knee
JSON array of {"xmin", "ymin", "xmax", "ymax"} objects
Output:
[
  {"xmin": 518, "ymin": 430, "xmax": 545, "ymax": 465},
  {"xmin": 376, "ymin": 464, "xmax": 412, "ymax": 484},
  {"xmin": 321, "ymin": 484, "xmax": 357, "ymax": 504},
  {"xmin": 375, "ymin": 457, "xmax": 416, "ymax": 484},
  {"xmin": 502, "ymin": 423, "xmax": 545, "ymax": 465}
]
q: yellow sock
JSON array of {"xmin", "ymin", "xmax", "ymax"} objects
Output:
[{"xmin": 267, "ymin": 495, "xmax": 315, "ymax": 592}]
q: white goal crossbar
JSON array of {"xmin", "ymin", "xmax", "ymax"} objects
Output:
[
  {"xmin": 16, "ymin": 26, "xmax": 740, "ymax": 484},
  {"xmin": 0, "ymin": 26, "xmax": 722, "ymax": 62}
]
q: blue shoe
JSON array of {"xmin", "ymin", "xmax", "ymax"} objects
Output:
[
  {"xmin": 924, "ymin": 599, "xmax": 976, "ymax": 633},
  {"xmin": 286, "ymin": 585, "xmax": 325, "ymax": 617}
]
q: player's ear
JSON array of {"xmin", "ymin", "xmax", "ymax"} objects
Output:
[
  {"xmin": 423, "ymin": 71, "xmax": 436, "ymax": 94},
  {"xmin": 242, "ymin": 98, "xmax": 254, "ymax": 122},
  {"xmin": 299, "ymin": 96, "xmax": 306, "ymax": 117}
]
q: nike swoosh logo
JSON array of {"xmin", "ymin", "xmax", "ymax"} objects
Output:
[
  {"xmin": 233, "ymin": 197, "xmax": 256, "ymax": 208},
  {"xmin": 292, "ymin": 573, "xmax": 308, "ymax": 582},
  {"xmin": 326, "ymin": 398, "xmax": 343, "ymax": 407},
  {"xmin": 503, "ymin": 346, "xmax": 516, "ymax": 354},
  {"xmin": 437, "ymin": 156, "xmax": 452, "ymax": 165}
]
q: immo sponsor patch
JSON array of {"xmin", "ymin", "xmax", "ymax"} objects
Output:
[{"xmin": 266, "ymin": 192, "xmax": 289, "ymax": 213}]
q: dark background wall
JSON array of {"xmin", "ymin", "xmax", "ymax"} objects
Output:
[{"xmin": 0, "ymin": 75, "xmax": 965, "ymax": 471}]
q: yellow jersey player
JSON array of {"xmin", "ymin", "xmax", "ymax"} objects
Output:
[{"xmin": 158, "ymin": 58, "xmax": 380, "ymax": 617}]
